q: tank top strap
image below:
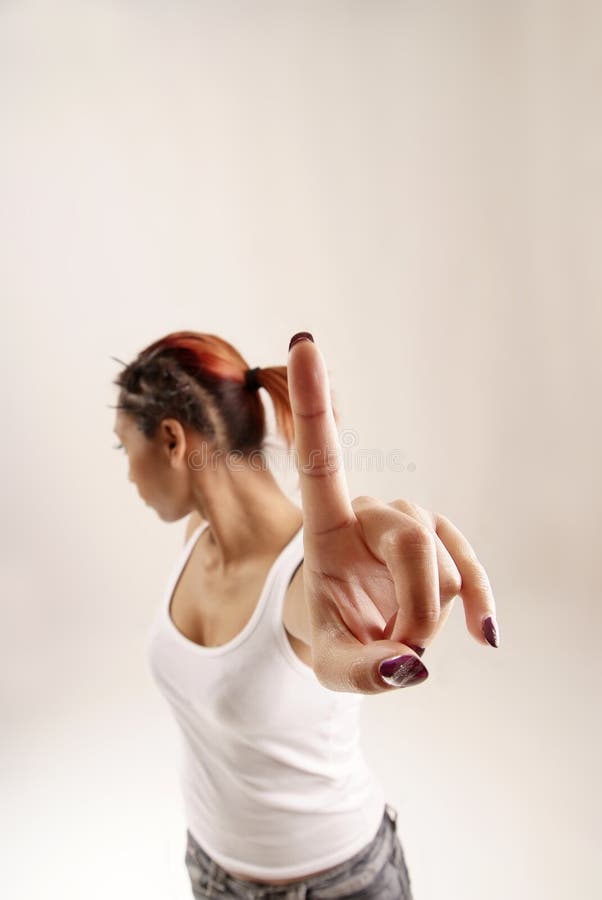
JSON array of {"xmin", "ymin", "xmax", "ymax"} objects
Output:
[{"xmin": 263, "ymin": 525, "xmax": 305, "ymax": 633}]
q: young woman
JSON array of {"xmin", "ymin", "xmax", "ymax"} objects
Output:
[{"xmin": 111, "ymin": 329, "xmax": 499, "ymax": 899}]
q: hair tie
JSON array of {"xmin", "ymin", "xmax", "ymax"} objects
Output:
[{"xmin": 244, "ymin": 366, "xmax": 261, "ymax": 392}]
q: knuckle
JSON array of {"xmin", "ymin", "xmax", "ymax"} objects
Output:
[
  {"xmin": 412, "ymin": 523, "xmax": 435, "ymax": 546},
  {"xmin": 352, "ymin": 494, "xmax": 376, "ymax": 506},
  {"xmin": 301, "ymin": 450, "xmax": 343, "ymax": 478},
  {"xmin": 440, "ymin": 568, "xmax": 463, "ymax": 599},
  {"xmin": 388, "ymin": 498, "xmax": 420, "ymax": 518},
  {"xmin": 389, "ymin": 499, "xmax": 433, "ymax": 527},
  {"xmin": 389, "ymin": 523, "xmax": 434, "ymax": 556}
]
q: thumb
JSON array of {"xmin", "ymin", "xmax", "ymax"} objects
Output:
[{"xmin": 314, "ymin": 638, "xmax": 430, "ymax": 694}]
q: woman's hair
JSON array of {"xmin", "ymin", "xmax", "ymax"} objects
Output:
[{"xmin": 111, "ymin": 330, "xmax": 340, "ymax": 457}]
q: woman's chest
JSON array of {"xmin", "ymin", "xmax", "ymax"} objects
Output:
[{"xmin": 168, "ymin": 554, "xmax": 312, "ymax": 667}]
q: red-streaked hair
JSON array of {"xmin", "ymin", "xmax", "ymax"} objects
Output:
[{"xmin": 111, "ymin": 330, "xmax": 340, "ymax": 455}]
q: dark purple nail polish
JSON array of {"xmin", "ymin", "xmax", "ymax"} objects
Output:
[
  {"xmin": 482, "ymin": 616, "xmax": 499, "ymax": 648},
  {"xmin": 289, "ymin": 331, "xmax": 314, "ymax": 351},
  {"xmin": 378, "ymin": 655, "xmax": 429, "ymax": 688},
  {"xmin": 408, "ymin": 644, "xmax": 426, "ymax": 658}
]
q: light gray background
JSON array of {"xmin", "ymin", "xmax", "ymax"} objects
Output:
[{"xmin": 1, "ymin": 2, "xmax": 600, "ymax": 898}]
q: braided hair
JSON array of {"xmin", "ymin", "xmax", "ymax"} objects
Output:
[{"xmin": 111, "ymin": 330, "xmax": 296, "ymax": 455}]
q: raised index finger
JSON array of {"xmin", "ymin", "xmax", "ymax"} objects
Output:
[{"xmin": 287, "ymin": 332, "xmax": 355, "ymax": 536}]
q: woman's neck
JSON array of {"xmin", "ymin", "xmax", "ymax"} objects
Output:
[{"xmin": 191, "ymin": 460, "xmax": 302, "ymax": 574}]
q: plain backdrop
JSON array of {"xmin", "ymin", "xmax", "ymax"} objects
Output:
[{"xmin": 1, "ymin": 2, "xmax": 600, "ymax": 898}]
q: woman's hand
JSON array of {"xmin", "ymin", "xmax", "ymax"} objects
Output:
[{"xmin": 287, "ymin": 331, "xmax": 499, "ymax": 694}]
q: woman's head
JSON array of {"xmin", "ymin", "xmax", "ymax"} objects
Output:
[{"xmin": 111, "ymin": 330, "xmax": 326, "ymax": 521}]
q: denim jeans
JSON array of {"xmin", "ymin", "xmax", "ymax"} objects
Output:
[{"xmin": 184, "ymin": 803, "xmax": 414, "ymax": 899}]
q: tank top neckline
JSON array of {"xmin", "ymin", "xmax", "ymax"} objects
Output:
[{"xmin": 163, "ymin": 520, "xmax": 303, "ymax": 655}]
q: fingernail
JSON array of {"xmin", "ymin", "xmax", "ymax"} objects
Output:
[
  {"xmin": 289, "ymin": 331, "xmax": 314, "ymax": 351},
  {"xmin": 408, "ymin": 643, "xmax": 426, "ymax": 658},
  {"xmin": 378, "ymin": 655, "xmax": 429, "ymax": 688},
  {"xmin": 482, "ymin": 615, "xmax": 499, "ymax": 648}
]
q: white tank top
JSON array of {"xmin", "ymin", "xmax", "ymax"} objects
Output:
[{"xmin": 145, "ymin": 521, "xmax": 387, "ymax": 881}]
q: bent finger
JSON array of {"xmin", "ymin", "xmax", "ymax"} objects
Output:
[
  {"xmin": 351, "ymin": 497, "xmax": 441, "ymax": 650},
  {"xmin": 433, "ymin": 511, "xmax": 499, "ymax": 647},
  {"xmin": 386, "ymin": 498, "xmax": 463, "ymax": 602}
]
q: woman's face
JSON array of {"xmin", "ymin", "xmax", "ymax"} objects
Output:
[{"xmin": 113, "ymin": 410, "xmax": 191, "ymax": 521}]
